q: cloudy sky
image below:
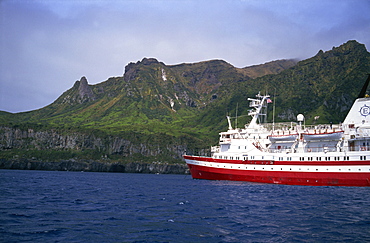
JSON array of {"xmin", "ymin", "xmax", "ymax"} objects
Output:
[{"xmin": 1, "ymin": 0, "xmax": 369, "ymax": 113}]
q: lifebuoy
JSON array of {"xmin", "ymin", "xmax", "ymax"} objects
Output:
[{"xmin": 307, "ymin": 149, "xmax": 312, "ymax": 152}]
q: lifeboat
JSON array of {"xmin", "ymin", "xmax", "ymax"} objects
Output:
[
  {"xmin": 303, "ymin": 131, "xmax": 344, "ymax": 141},
  {"xmin": 268, "ymin": 134, "xmax": 298, "ymax": 142}
]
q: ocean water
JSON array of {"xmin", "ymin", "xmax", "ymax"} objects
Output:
[{"xmin": 1, "ymin": 170, "xmax": 369, "ymax": 243}]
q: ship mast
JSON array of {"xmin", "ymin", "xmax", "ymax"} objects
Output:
[{"xmin": 247, "ymin": 92, "xmax": 270, "ymax": 129}]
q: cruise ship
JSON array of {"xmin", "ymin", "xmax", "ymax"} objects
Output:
[{"xmin": 184, "ymin": 76, "xmax": 370, "ymax": 186}]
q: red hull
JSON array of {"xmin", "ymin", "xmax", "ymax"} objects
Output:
[{"xmin": 185, "ymin": 156, "xmax": 370, "ymax": 187}]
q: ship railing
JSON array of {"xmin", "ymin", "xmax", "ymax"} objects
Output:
[
  {"xmin": 259, "ymin": 122, "xmax": 343, "ymax": 133},
  {"xmin": 350, "ymin": 145, "xmax": 370, "ymax": 152},
  {"xmin": 302, "ymin": 124, "xmax": 343, "ymax": 134},
  {"xmin": 268, "ymin": 144, "xmax": 370, "ymax": 153}
]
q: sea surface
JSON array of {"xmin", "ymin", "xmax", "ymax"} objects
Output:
[{"xmin": 1, "ymin": 169, "xmax": 369, "ymax": 243}]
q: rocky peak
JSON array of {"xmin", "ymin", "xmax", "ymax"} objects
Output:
[
  {"xmin": 77, "ymin": 76, "xmax": 95, "ymax": 102},
  {"xmin": 314, "ymin": 40, "xmax": 367, "ymax": 58},
  {"xmin": 124, "ymin": 58, "xmax": 165, "ymax": 82}
]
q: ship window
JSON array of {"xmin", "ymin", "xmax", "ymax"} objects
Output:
[
  {"xmin": 365, "ymin": 156, "xmax": 367, "ymax": 160},
  {"xmin": 238, "ymin": 146, "xmax": 240, "ymax": 149}
]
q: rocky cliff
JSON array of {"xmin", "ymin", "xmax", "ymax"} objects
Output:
[
  {"xmin": 0, "ymin": 159, "xmax": 189, "ymax": 174},
  {"xmin": 0, "ymin": 126, "xmax": 191, "ymax": 173},
  {"xmin": 0, "ymin": 126, "xmax": 193, "ymax": 160}
]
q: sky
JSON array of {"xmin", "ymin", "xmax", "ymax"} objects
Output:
[{"xmin": 1, "ymin": 0, "xmax": 370, "ymax": 113}]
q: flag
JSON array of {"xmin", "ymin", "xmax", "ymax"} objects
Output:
[{"xmin": 266, "ymin": 98, "xmax": 273, "ymax": 103}]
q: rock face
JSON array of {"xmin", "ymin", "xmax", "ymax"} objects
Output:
[
  {"xmin": 0, "ymin": 127, "xmax": 190, "ymax": 160},
  {"xmin": 0, "ymin": 126, "xmax": 191, "ymax": 174},
  {"xmin": 0, "ymin": 159, "xmax": 189, "ymax": 174}
]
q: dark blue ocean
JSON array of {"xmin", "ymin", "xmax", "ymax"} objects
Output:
[{"xmin": 1, "ymin": 170, "xmax": 369, "ymax": 243}]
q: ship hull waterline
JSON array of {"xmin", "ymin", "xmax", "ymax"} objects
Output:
[{"xmin": 184, "ymin": 156, "xmax": 370, "ymax": 187}]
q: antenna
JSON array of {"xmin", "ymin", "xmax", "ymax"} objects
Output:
[{"xmin": 235, "ymin": 103, "xmax": 239, "ymax": 129}]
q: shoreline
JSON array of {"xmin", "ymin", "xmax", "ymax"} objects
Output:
[{"xmin": 0, "ymin": 159, "xmax": 189, "ymax": 175}]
